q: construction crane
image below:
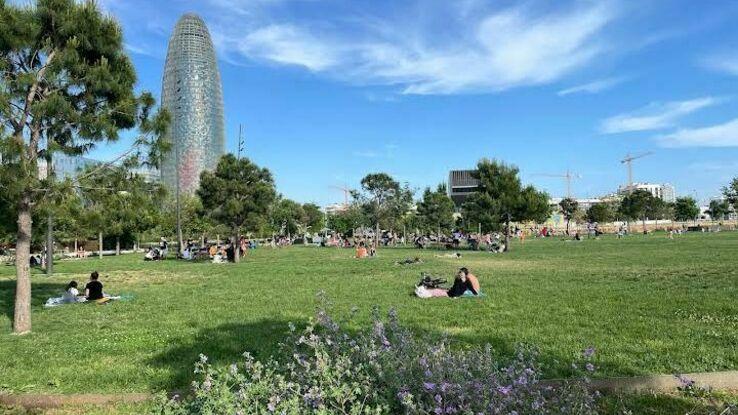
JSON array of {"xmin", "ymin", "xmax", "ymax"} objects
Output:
[
  {"xmin": 621, "ymin": 151, "xmax": 653, "ymax": 190},
  {"xmin": 330, "ymin": 185, "xmax": 351, "ymax": 206},
  {"xmin": 533, "ymin": 169, "xmax": 581, "ymax": 198}
]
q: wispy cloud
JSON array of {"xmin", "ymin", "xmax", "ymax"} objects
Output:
[
  {"xmin": 557, "ymin": 76, "xmax": 627, "ymax": 96},
  {"xmin": 700, "ymin": 52, "xmax": 738, "ymax": 76},
  {"xmin": 124, "ymin": 42, "xmax": 159, "ymax": 58},
  {"xmin": 658, "ymin": 118, "xmax": 738, "ymax": 147},
  {"xmin": 599, "ymin": 97, "xmax": 723, "ymax": 134},
  {"xmin": 215, "ymin": 2, "xmax": 617, "ymax": 94},
  {"xmin": 353, "ymin": 144, "xmax": 399, "ymax": 159},
  {"xmin": 235, "ymin": 24, "xmax": 340, "ymax": 71}
]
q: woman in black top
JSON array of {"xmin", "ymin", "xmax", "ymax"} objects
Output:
[
  {"xmin": 447, "ymin": 268, "xmax": 478, "ymax": 297},
  {"xmin": 85, "ymin": 271, "xmax": 104, "ymax": 301}
]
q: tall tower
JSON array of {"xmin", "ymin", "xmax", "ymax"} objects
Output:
[{"xmin": 160, "ymin": 13, "xmax": 225, "ymax": 194}]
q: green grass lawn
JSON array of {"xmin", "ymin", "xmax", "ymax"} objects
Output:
[{"xmin": 0, "ymin": 232, "xmax": 736, "ymax": 396}]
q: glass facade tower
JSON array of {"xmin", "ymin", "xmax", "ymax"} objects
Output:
[{"xmin": 160, "ymin": 13, "xmax": 225, "ymax": 194}]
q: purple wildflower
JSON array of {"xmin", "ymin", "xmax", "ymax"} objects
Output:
[{"xmin": 583, "ymin": 346, "xmax": 596, "ymax": 358}]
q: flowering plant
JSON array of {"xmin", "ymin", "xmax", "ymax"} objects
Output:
[{"xmin": 155, "ymin": 297, "xmax": 600, "ymax": 414}]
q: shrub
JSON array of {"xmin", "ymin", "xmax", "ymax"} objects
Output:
[{"xmin": 154, "ymin": 298, "xmax": 600, "ymax": 414}]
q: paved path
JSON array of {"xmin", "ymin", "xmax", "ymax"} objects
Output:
[{"xmin": 2, "ymin": 371, "xmax": 737, "ymax": 409}]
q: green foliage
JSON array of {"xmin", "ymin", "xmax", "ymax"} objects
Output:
[
  {"xmin": 673, "ymin": 197, "xmax": 700, "ymax": 222},
  {"xmin": 77, "ymin": 163, "xmax": 166, "ymax": 244},
  {"xmin": 327, "ymin": 205, "xmax": 366, "ymax": 235},
  {"xmin": 558, "ymin": 198, "xmax": 579, "ymax": 220},
  {"xmin": 646, "ymin": 197, "xmax": 672, "ymax": 221},
  {"xmin": 722, "ymin": 177, "xmax": 738, "ymax": 211},
  {"xmin": 558, "ymin": 197, "xmax": 578, "ymax": 233},
  {"xmin": 706, "ymin": 199, "xmax": 730, "ymax": 221},
  {"xmin": 416, "ymin": 183, "xmax": 456, "ymax": 234},
  {"xmin": 197, "ymin": 154, "xmax": 277, "ymax": 236},
  {"xmin": 462, "ymin": 159, "xmax": 551, "ymax": 232},
  {"xmin": 585, "ymin": 203, "xmax": 615, "ymax": 223},
  {"xmin": 618, "ymin": 189, "xmax": 655, "ymax": 221},
  {"xmin": 353, "ymin": 173, "xmax": 413, "ymax": 232},
  {"xmin": 0, "ymin": 0, "xmax": 168, "ymax": 332},
  {"xmin": 302, "ymin": 203, "xmax": 324, "ymax": 233},
  {"xmin": 270, "ymin": 198, "xmax": 306, "ymax": 236}
]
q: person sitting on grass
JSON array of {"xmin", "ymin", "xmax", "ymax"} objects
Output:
[
  {"xmin": 447, "ymin": 267, "xmax": 480, "ymax": 297},
  {"xmin": 356, "ymin": 241, "xmax": 369, "ymax": 258},
  {"xmin": 416, "ymin": 267, "xmax": 480, "ymax": 298},
  {"xmin": 144, "ymin": 247, "xmax": 160, "ymax": 261},
  {"xmin": 62, "ymin": 280, "xmax": 83, "ymax": 303},
  {"xmin": 85, "ymin": 271, "xmax": 104, "ymax": 301}
]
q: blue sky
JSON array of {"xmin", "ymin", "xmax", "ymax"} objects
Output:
[{"xmin": 81, "ymin": 0, "xmax": 738, "ymax": 206}]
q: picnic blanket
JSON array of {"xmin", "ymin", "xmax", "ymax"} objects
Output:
[{"xmin": 44, "ymin": 294, "xmax": 131, "ymax": 308}]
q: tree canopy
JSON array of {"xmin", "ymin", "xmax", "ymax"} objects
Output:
[
  {"xmin": 353, "ymin": 173, "xmax": 413, "ymax": 243},
  {"xmin": 462, "ymin": 159, "xmax": 551, "ymax": 234},
  {"xmin": 723, "ymin": 177, "xmax": 738, "ymax": 212},
  {"xmin": 586, "ymin": 202, "xmax": 615, "ymax": 223},
  {"xmin": 558, "ymin": 197, "xmax": 579, "ymax": 234},
  {"xmin": 673, "ymin": 197, "xmax": 699, "ymax": 222},
  {"xmin": 417, "ymin": 184, "xmax": 455, "ymax": 235},
  {"xmin": 0, "ymin": 0, "xmax": 167, "ymax": 334},
  {"xmin": 706, "ymin": 199, "xmax": 730, "ymax": 221},
  {"xmin": 197, "ymin": 154, "xmax": 276, "ymax": 262}
]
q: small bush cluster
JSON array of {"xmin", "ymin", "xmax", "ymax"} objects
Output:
[{"xmin": 155, "ymin": 299, "xmax": 600, "ymax": 414}]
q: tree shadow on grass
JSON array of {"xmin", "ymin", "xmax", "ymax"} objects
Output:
[
  {"xmin": 0, "ymin": 280, "xmax": 66, "ymax": 322},
  {"xmin": 147, "ymin": 319, "xmax": 294, "ymax": 391},
  {"xmin": 145, "ymin": 316, "xmax": 735, "ymax": 414},
  {"xmin": 147, "ymin": 316, "xmax": 595, "ymax": 393}
]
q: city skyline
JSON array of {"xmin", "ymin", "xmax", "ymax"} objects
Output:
[{"xmin": 76, "ymin": 0, "xmax": 738, "ymax": 206}]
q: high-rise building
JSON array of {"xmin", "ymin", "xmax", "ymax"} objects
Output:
[
  {"xmin": 618, "ymin": 183, "xmax": 676, "ymax": 203},
  {"xmin": 160, "ymin": 13, "xmax": 225, "ymax": 194},
  {"xmin": 448, "ymin": 170, "xmax": 481, "ymax": 207}
]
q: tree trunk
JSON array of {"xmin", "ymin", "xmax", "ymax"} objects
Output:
[
  {"xmin": 74, "ymin": 238, "xmax": 78, "ymax": 256},
  {"xmin": 566, "ymin": 219, "xmax": 570, "ymax": 236},
  {"xmin": 45, "ymin": 213, "xmax": 53, "ymax": 275},
  {"xmin": 13, "ymin": 193, "xmax": 33, "ymax": 334},
  {"xmin": 642, "ymin": 217, "xmax": 647, "ymax": 234},
  {"xmin": 233, "ymin": 231, "xmax": 240, "ymax": 263},
  {"xmin": 504, "ymin": 216, "xmax": 511, "ymax": 253},
  {"xmin": 98, "ymin": 231, "xmax": 103, "ymax": 259},
  {"xmin": 115, "ymin": 236, "xmax": 121, "ymax": 256},
  {"xmin": 375, "ymin": 222, "xmax": 380, "ymax": 249}
]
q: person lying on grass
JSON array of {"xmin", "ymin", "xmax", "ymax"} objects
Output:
[
  {"xmin": 396, "ymin": 257, "xmax": 422, "ymax": 265},
  {"xmin": 416, "ymin": 267, "xmax": 480, "ymax": 298},
  {"xmin": 435, "ymin": 252, "xmax": 462, "ymax": 259}
]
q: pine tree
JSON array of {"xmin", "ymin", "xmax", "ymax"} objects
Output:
[
  {"xmin": 0, "ymin": 0, "xmax": 167, "ymax": 333},
  {"xmin": 197, "ymin": 154, "xmax": 277, "ymax": 263},
  {"xmin": 462, "ymin": 159, "xmax": 550, "ymax": 251}
]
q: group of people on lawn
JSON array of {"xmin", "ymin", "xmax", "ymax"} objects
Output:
[
  {"xmin": 144, "ymin": 236, "xmax": 257, "ymax": 263},
  {"xmin": 62, "ymin": 271, "xmax": 106, "ymax": 303}
]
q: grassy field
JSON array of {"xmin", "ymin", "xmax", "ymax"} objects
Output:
[{"xmin": 0, "ymin": 232, "xmax": 736, "ymax": 398}]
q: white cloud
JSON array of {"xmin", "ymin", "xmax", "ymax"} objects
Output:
[
  {"xmin": 701, "ymin": 53, "xmax": 738, "ymax": 76},
  {"xmin": 235, "ymin": 25, "xmax": 340, "ymax": 71},
  {"xmin": 557, "ymin": 76, "xmax": 627, "ymax": 96},
  {"xmin": 216, "ymin": 2, "xmax": 617, "ymax": 94},
  {"xmin": 124, "ymin": 42, "xmax": 159, "ymax": 58},
  {"xmin": 599, "ymin": 97, "xmax": 723, "ymax": 134},
  {"xmin": 658, "ymin": 118, "xmax": 738, "ymax": 147}
]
